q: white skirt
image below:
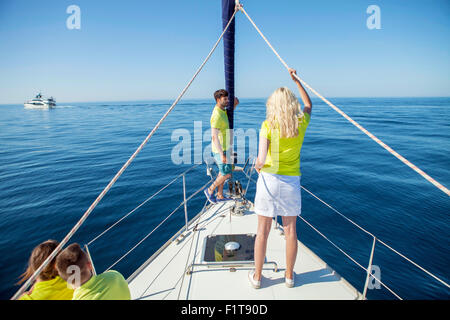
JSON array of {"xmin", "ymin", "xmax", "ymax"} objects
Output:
[{"xmin": 254, "ymin": 171, "xmax": 301, "ymax": 218}]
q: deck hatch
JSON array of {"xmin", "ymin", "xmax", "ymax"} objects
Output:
[{"xmin": 203, "ymin": 234, "xmax": 255, "ymax": 262}]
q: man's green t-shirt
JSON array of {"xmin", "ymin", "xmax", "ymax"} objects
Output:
[
  {"xmin": 73, "ymin": 270, "xmax": 131, "ymax": 300},
  {"xmin": 210, "ymin": 105, "xmax": 230, "ymax": 153},
  {"xmin": 260, "ymin": 112, "xmax": 310, "ymax": 176}
]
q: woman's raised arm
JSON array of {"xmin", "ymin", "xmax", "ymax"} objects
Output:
[{"xmin": 289, "ymin": 68, "xmax": 312, "ymax": 115}]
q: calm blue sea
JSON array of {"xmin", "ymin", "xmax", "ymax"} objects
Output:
[{"xmin": 0, "ymin": 97, "xmax": 449, "ymax": 299}]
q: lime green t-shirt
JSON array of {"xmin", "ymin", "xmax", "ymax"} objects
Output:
[
  {"xmin": 260, "ymin": 112, "xmax": 310, "ymax": 176},
  {"xmin": 73, "ymin": 270, "xmax": 131, "ymax": 300},
  {"xmin": 210, "ymin": 105, "xmax": 230, "ymax": 153},
  {"xmin": 19, "ymin": 276, "xmax": 73, "ymax": 300}
]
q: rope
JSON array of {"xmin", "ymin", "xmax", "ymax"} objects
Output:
[
  {"xmin": 300, "ymin": 185, "xmax": 449, "ymax": 290},
  {"xmin": 105, "ymin": 179, "xmax": 212, "ymax": 271},
  {"xmin": 301, "ymin": 186, "xmax": 376, "ymax": 239},
  {"xmin": 11, "ymin": 8, "xmax": 238, "ymax": 300},
  {"xmin": 376, "ymin": 238, "xmax": 450, "ymax": 289},
  {"xmin": 298, "ymin": 215, "xmax": 402, "ymax": 299},
  {"xmin": 239, "ymin": 6, "xmax": 450, "ymax": 197},
  {"xmin": 136, "ymin": 199, "xmax": 209, "ymax": 299},
  {"xmin": 87, "ymin": 164, "xmax": 201, "ymax": 246},
  {"xmin": 242, "ymin": 167, "xmax": 449, "ymax": 294},
  {"xmin": 297, "ymin": 215, "xmax": 366, "ymax": 271}
]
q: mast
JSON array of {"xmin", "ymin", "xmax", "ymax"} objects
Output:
[{"xmin": 222, "ymin": 0, "xmax": 236, "ymax": 129}]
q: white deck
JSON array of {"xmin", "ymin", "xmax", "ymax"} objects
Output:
[{"xmin": 128, "ymin": 199, "xmax": 362, "ymax": 300}]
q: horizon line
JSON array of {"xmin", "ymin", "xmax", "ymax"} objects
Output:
[{"xmin": 2, "ymin": 96, "xmax": 450, "ymax": 106}]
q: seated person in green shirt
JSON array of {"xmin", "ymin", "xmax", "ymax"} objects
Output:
[
  {"xmin": 204, "ymin": 89, "xmax": 239, "ymax": 203},
  {"xmin": 18, "ymin": 239, "xmax": 73, "ymax": 300},
  {"xmin": 55, "ymin": 243, "xmax": 130, "ymax": 300}
]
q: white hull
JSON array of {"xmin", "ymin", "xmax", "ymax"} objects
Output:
[{"xmin": 24, "ymin": 103, "xmax": 55, "ymax": 109}]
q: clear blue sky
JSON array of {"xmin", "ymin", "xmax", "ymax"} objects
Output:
[{"xmin": 0, "ymin": 0, "xmax": 449, "ymax": 103}]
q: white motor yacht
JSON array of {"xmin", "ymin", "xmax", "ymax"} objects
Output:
[{"xmin": 24, "ymin": 93, "xmax": 56, "ymax": 109}]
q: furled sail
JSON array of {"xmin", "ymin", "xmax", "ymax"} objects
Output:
[{"xmin": 222, "ymin": 0, "xmax": 236, "ymax": 129}]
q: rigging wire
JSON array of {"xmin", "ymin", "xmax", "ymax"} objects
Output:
[
  {"xmin": 239, "ymin": 5, "xmax": 450, "ymax": 197},
  {"xmin": 11, "ymin": 7, "xmax": 239, "ymax": 300}
]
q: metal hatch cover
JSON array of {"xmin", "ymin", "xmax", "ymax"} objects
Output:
[{"xmin": 203, "ymin": 234, "xmax": 256, "ymax": 262}]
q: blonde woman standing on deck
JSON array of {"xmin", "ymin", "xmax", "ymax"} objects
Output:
[{"xmin": 249, "ymin": 68, "xmax": 312, "ymax": 289}]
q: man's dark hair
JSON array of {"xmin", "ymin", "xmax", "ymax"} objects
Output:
[
  {"xmin": 55, "ymin": 243, "xmax": 90, "ymax": 282},
  {"xmin": 214, "ymin": 89, "xmax": 228, "ymax": 102}
]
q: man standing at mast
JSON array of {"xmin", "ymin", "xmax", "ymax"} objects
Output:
[{"xmin": 204, "ymin": 90, "xmax": 239, "ymax": 203}]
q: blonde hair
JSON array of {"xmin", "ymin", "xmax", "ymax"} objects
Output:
[
  {"xmin": 17, "ymin": 240, "xmax": 59, "ymax": 285},
  {"xmin": 266, "ymin": 87, "xmax": 303, "ymax": 138}
]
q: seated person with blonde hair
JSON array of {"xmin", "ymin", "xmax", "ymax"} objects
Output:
[
  {"xmin": 18, "ymin": 239, "xmax": 73, "ymax": 300},
  {"xmin": 56, "ymin": 243, "xmax": 130, "ymax": 300}
]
